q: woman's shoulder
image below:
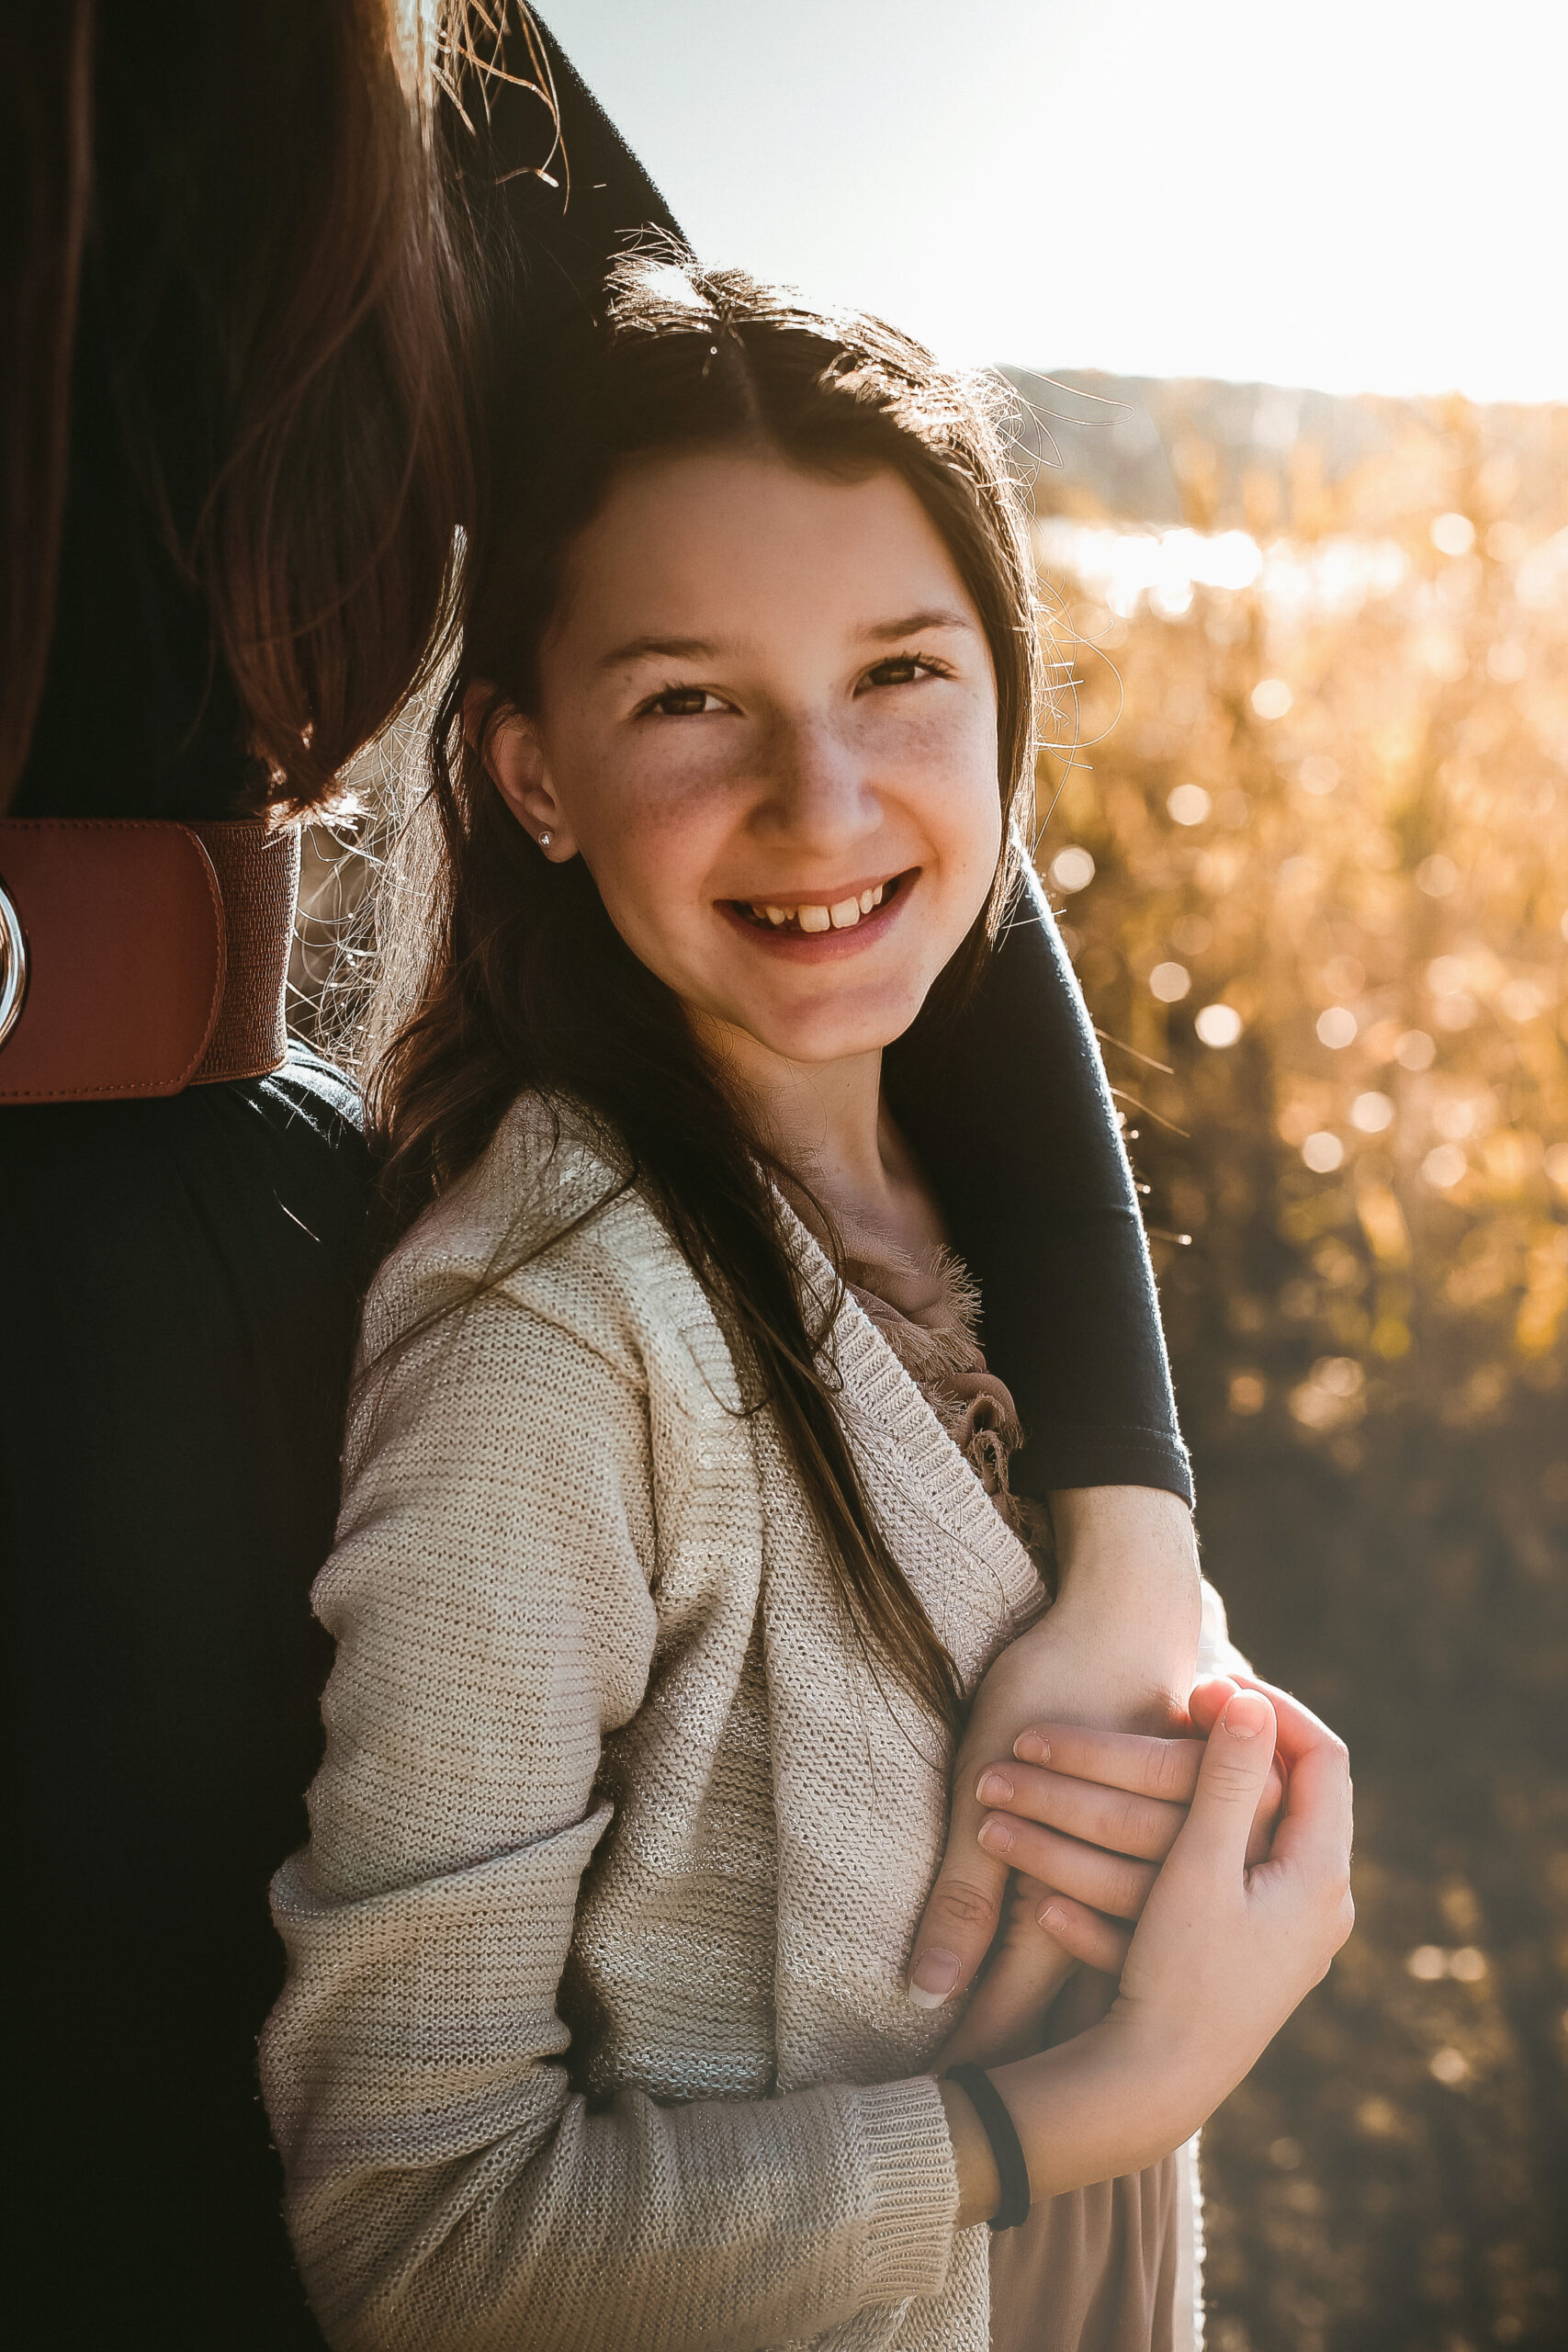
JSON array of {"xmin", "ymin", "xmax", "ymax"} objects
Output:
[{"xmin": 358, "ymin": 1091, "xmax": 735, "ymax": 1404}]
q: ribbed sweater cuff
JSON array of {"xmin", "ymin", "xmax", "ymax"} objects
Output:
[{"xmin": 849, "ymin": 2074, "xmax": 961, "ymax": 2307}]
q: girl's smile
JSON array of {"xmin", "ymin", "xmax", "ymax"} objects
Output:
[{"xmin": 718, "ymin": 865, "xmax": 915, "ymax": 953}]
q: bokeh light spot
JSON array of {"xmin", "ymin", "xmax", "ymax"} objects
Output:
[
  {"xmin": 1416, "ymin": 854, "xmax": 1459, "ymax": 897},
  {"xmin": 1351, "ymin": 1091, "xmax": 1394, "ymax": 1133},
  {"xmin": 1423, "ymin": 1144, "xmax": 1468, "ymax": 1189},
  {"xmin": 1168, "ymin": 784, "xmax": 1213, "ymax": 827},
  {"xmin": 1049, "ymin": 845, "xmax": 1097, "ymax": 893},
  {"xmin": 1250, "ymin": 677, "xmax": 1294, "ymax": 720},
  {"xmin": 1431, "ymin": 512, "xmax": 1476, "ymax": 556},
  {"xmin": 1150, "ymin": 960, "xmax": 1191, "ymax": 1002},
  {"xmin": 1196, "ymin": 1002, "xmax": 1244, "ymax": 1047}
]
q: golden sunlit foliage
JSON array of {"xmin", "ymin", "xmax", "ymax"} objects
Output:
[
  {"xmin": 1037, "ymin": 430, "xmax": 1568, "ymax": 1450},
  {"xmin": 1031, "ymin": 391, "xmax": 1567, "ymax": 2352}
]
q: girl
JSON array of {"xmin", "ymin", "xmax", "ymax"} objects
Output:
[{"xmin": 260, "ymin": 259, "xmax": 1352, "ymax": 2352}]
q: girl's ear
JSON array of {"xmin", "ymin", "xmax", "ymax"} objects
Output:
[{"xmin": 464, "ymin": 680, "xmax": 578, "ymax": 862}]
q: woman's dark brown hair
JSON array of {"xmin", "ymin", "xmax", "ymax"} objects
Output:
[
  {"xmin": 1, "ymin": 0, "xmax": 502, "ymax": 815},
  {"xmin": 370, "ymin": 255, "xmax": 1043, "ymax": 1733}
]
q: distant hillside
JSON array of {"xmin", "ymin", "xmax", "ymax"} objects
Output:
[{"xmin": 1003, "ymin": 369, "xmax": 1568, "ymax": 540}]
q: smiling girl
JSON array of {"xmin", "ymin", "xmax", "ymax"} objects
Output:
[{"xmin": 260, "ymin": 261, "xmax": 1352, "ymax": 2352}]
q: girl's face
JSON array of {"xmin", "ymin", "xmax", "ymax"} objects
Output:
[{"xmin": 485, "ymin": 450, "xmax": 1004, "ymax": 1074}]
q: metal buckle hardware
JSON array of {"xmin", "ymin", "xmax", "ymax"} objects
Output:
[{"xmin": 0, "ymin": 873, "xmax": 28, "ymax": 1047}]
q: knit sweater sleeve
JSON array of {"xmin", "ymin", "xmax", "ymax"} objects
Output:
[{"xmin": 260, "ymin": 1214, "xmax": 961, "ymax": 2352}]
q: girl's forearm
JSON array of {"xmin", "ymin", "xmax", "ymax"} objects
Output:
[{"xmin": 939, "ymin": 2020, "xmax": 1184, "ymax": 2229}]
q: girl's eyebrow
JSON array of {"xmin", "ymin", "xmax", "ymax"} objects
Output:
[
  {"xmin": 863, "ymin": 607, "xmax": 977, "ymax": 640},
  {"xmin": 598, "ymin": 633, "xmax": 727, "ymax": 672},
  {"xmin": 597, "ymin": 609, "xmax": 976, "ymax": 674}
]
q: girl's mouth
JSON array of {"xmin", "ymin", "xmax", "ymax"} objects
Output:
[{"xmin": 724, "ymin": 870, "xmax": 913, "ymax": 939}]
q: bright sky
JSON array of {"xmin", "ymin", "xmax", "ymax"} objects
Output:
[{"xmin": 542, "ymin": 0, "xmax": 1568, "ymax": 402}]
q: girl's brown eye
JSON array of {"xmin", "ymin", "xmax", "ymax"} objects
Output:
[
  {"xmin": 865, "ymin": 656, "xmax": 940, "ymax": 690},
  {"xmin": 647, "ymin": 685, "xmax": 720, "ymax": 718}
]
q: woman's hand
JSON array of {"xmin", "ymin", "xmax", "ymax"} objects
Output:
[
  {"xmin": 908, "ymin": 1487, "xmax": 1201, "ymax": 2009},
  {"xmin": 942, "ymin": 1678, "xmax": 1354, "ymax": 2225},
  {"xmin": 969, "ymin": 1678, "xmax": 1287, "ymax": 1975}
]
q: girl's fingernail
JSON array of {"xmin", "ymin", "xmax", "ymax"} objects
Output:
[
  {"xmin": 976, "ymin": 1770, "xmax": 1014, "ymax": 1805},
  {"xmin": 1015, "ymin": 1732, "xmax": 1050, "ymax": 1765},
  {"xmin": 977, "ymin": 1816, "xmax": 1013, "ymax": 1854},
  {"xmin": 1039, "ymin": 1903, "xmax": 1068, "ymax": 1931},
  {"xmin": 1224, "ymin": 1690, "xmax": 1270, "ymax": 1740},
  {"xmin": 908, "ymin": 1949, "xmax": 961, "ymax": 2007}
]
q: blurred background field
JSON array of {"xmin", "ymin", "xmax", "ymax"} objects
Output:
[
  {"xmin": 1023, "ymin": 377, "xmax": 1568, "ymax": 2352},
  {"xmin": 289, "ymin": 373, "xmax": 1568, "ymax": 2352}
]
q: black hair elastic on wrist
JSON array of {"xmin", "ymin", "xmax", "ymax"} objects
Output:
[{"xmin": 945, "ymin": 2062, "xmax": 1031, "ymax": 2232}]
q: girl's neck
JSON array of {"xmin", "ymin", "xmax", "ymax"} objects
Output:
[{"xmin": 690, "ymin": 1013, "xmax": 945, "ymax": 1261}]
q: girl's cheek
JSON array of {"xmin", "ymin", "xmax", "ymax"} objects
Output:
[{"xmin": 587, "ymin": 793, "xmax": 732, "ymax": 937}]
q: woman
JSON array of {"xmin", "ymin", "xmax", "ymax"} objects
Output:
[
  {"xmin": 5, "ymin": 7, "xmax": 1200, "ymax": 2340},
  {"xmin": 0, "ymin": 9, "xmax": 674, "ymax": 2344},
  {"xmin": 259, "ymin": 260, "xmax": 1350, "ymax": 2352}
]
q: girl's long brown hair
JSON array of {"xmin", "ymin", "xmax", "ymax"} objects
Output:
[{"xmin": 370, "ymin": 257, "xmax": 1043, "ymax": 1734}]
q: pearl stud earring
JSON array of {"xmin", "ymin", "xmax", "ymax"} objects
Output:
[{"xmin": 537, "ymin": 830, "xmax": 553, "ymax": 851}]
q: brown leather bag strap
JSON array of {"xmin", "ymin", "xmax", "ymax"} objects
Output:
[
  {"xmin": 185, "ymin": 820, "xmax": 299, "ymax": 1086},
  {"xmin": 0, "ymin": 817, "xmax": 299, "ymax": 1105}
]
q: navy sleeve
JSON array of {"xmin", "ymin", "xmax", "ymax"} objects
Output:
[{"xmin": 886, "ymin": 866, "xmax": 1193, "ymax": 1508}]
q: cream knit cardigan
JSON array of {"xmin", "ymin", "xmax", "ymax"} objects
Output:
[{"xmin": 262, "ymin": 1099, "xmax": 1117, "ymax": 2352}]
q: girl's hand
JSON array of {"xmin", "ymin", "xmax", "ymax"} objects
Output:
[
  {"xmin": 907, "ymin": 1487, "xmax": 1201, "ymax": 2010},
  {"xmin": 930, "ymin": 1871, "xmax": 1077, "ymax": 2071},
  {"xmin": 969, "ymin": 1678, "xmax": 1286, "ymax": 1976},
  {"xmin": 943, "ymin": 1678, "xmax": 1353, "ymax": 2223},
  {"xmin": 1104, "ymin": 1678, "xmax": 1354, "ymax": 2131}
]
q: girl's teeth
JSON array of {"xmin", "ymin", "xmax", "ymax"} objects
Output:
[{"xmin": 745, "ymin": 881, "xmax": 894, "ymax": 931}]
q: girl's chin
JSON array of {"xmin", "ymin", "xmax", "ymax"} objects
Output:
[{"xmin": 694, "ymin": 984, "xmax": 931, "ymax": 1070}]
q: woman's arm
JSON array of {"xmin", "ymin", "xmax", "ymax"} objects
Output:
[
  {"xmin": 907, "ymin": 1486, "xmax": 1201, "ymax": 2008},
  {"xmin": 890, "ymin": 871, "xmax": 1207, "ymax": 2000},
  {"xmin": 885, "ymin": 863, "xmax": 1191, "ymax": 1510},
  {"xmin": 261, "ymin": 1227, "xmax": 962, "ymax": 2352}
]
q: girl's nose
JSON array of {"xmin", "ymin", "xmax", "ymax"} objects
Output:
[{"xmin": 752, "ymin": 711, "xmax": 881, "ymax": 852}]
